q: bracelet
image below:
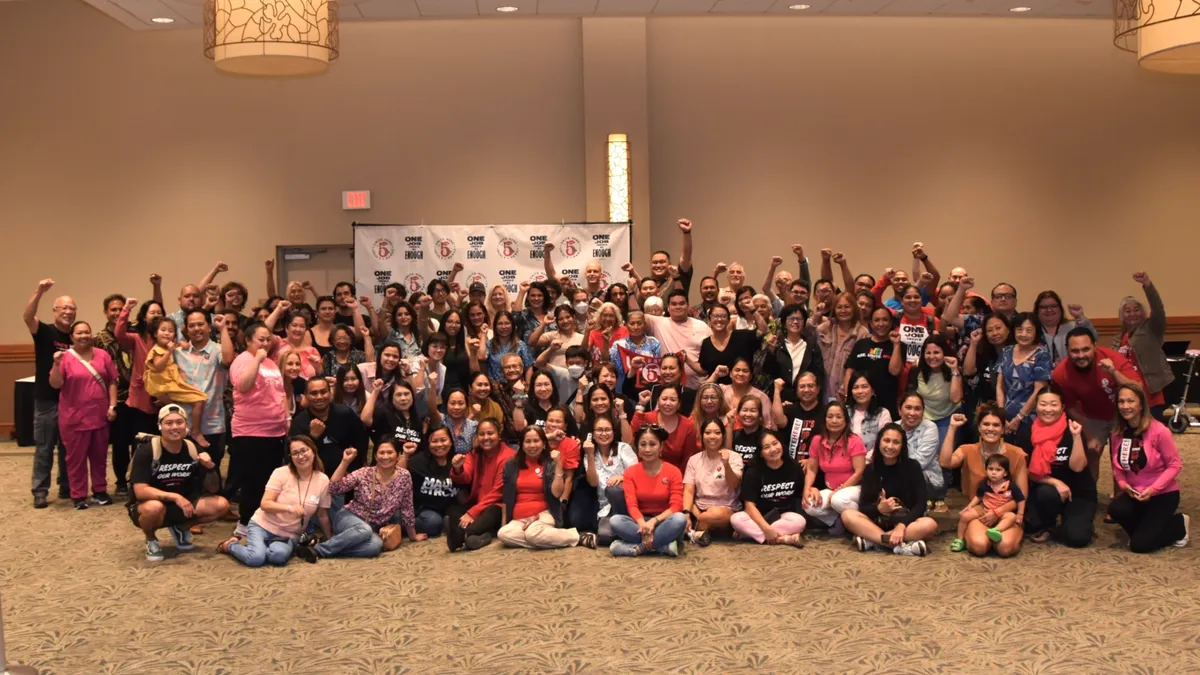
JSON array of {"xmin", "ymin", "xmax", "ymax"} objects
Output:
[{"xmin": 635, "ymin": 404, "xmax": 645, "ymax": 411}]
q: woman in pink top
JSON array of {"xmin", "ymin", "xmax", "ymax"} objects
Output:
[
  {"xmin": 114, "ymin": 298, "xmax": 166, "ymax": 435},
  {"xmin": 802, "ymin": 402, "xmax": 867, "ymax": 533},
  {"xmin": 49, "ymin": 321, "xmax": 118, "ymax": 508},
  {"xmin": 230, "ymin": 323, "xmax": 290, "ymax": 535},
  {"xmin": 264, "ymin": 301, "xmax": 323, "ymax": 380},
  {"xmin": 682, "ymin": 418, "xmax": 743, "ymax": 546},
  {"xmin": 1107, "ymin": 383, "xmax": 1189, "ymax": 553}
]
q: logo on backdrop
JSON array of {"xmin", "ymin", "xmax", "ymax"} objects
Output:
[
  {"xmin": 498, "ymin": 238, "xmax": 519, "ymax": 260},
  {"xmin": 466, "ymin": 235, "xmax": 487, "ymax": 261},
  {"xmin": 561, "ymin": 269, "xmax": 580, "ymax": 284},
  {"xmin": 373, "ymin": 270, "xmax": 394, "ymax": 296},
  {"xmin": 404, "ymin": 273, "xmax": 426, "ymax": 294},
  {"xmin": 560, "ymin": 237, "xmax": 581, "ymax": 259},
  {"xmin": 592, "ymin": 234, "xmax": 612, "ymax": 259},
  {"xmin": 528, "ymin": 272, "xmax": 548, "ymax": 283},
  {"xmin": 499, "ymin": 269, "xmax": 518, "ymax": 294},
  {"xmin": 404, "ymin": 236, "xmax": 424, "ymax": 261},
  {"xmin": 372, "ymin": 239, "xmax": 394, "ymax": 261},
  {"xmin": 600, "ymin": 271, "xmax": 613, "ymax": 289},
  {"xmin": 434, "ymin": 238, "xmax": 456, "ymax": 260},
  {"xmin": 467, "ymin": 272, "xmax": 488, "ymax": 288},
  {"xmin": 529, "ymin": 235, "xmax": 548, "ymax": 260}
]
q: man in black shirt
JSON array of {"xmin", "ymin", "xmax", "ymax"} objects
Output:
[
  {"xmin": 128, "ymin": 405, "xmax": 228, "ymax": 561},
  {"xmin": 23, "ymin": 279, "xmax": 74, "ymax": 508},
  {"xmin": 290, "ymin": 378, "xmax": 368, "ymax": 483}
]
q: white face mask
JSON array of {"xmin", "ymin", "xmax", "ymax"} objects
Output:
[
  {"xmin": 573, "ymin": 302, "xmax": 588, "ymax": 315},
  {"xmin": 567, "ymin": 365, "xmax": 586, "ymax": 380}
]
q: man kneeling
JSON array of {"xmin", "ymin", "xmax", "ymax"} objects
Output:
[{"xmin": 127, "ymin": 405, "xmax": 229, "ymax": 561}]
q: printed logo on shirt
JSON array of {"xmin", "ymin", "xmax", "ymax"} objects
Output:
[
  {"xmin": 760, "ymin": 481, "xmax": 796, "ymax": 500},
  {"xmin": 535, "ymin": 467, "xmax": 543, "ymax": 477},
  {"xmin": 867, "ymin": 347, "xmax": 885, "ymax": 359},
  {"xmin": 1053, "ymin": 445, "xmax": 1070, "ymax": 463},
  {"xmin": 733, "ymin": 445, "xmax": 758, "ymax": 462},
  {"xmin": 662, "ymin": 477, "xmax": 669, "ymax": 484},
  {"xmin": 420, "ymin": 477, "xmax": 457, "ymax": 499}
]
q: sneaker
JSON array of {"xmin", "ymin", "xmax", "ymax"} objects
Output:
[
  {"xmin": 609, "ymin": 541, "xmax": 641, "ymax": 557},
  {"xmin": 233, "ymin": 522, "xmax": 248, "ymax": 539},
  {"xmin": 855, "ymin": 535, "xmax": 879, "ymax": 552},
  {"xmin": 893, "ymin": 540, "xmax": 928, "ymax": 557},
  {"xmin": 688, "ymin": 530, "xmax": 712, "ymax": 547},
  {"xmin": 1174, "ymin": 514, "xmax": 1190, "ymax": 548},
  {"xmin": 33, "ymin": 494, "xmax": 48, "ymax": 509},
  {"xmin": 73, "ymin": 498, "xmax": 89, "ymax": 510},
  {"xmin": 932, "ymin": 500, "xmax": 949, "ymax": 514},
  {"xmin": 294, "ymin": 546, "xmax": 318, "ymax": 564},
  {"xmin": 114, "ymin": 483, "xmax": 129, "ymax": 498},
  {"xmin": 168, "ymin": 525, "xmax": 194, "ymax": 551},
  {"xmin": 91, "ymin": 492, "xmax": 113, "ymax": 506},
  {"xmin": 145, "ymin": 540, "xmax": 165, "ymax": 562},
  {"xmin": 658, "ymin": 540, "xmax": 680, "ymax": 558},
  {"xmin": 464, "ymin": 533, "xmax": 492, "ymax": 551}
]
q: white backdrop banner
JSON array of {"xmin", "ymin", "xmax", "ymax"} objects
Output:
[{"xmin": 353, "ymin": 223, "xmax": 632, "ymax": 306}]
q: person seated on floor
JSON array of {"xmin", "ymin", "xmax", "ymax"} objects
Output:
[
  {"xmin": 1024, "ymin": 387, "xmax": 1095, "ymax": 547},
  {"xmin": 682, "ymin": 418, "xmax": 743, "ymax": 547},
  {"xmin": 728, "ymin": 430, "xmax": 806, "ymax": 547},
  {"xmin": 896, "ymin": 392, "xmax": 944, "ymax": 513},
  {"xmin": 408, "ymin": 426, "xmax": 459, "ymax": 538},
  {"xmin": 841, "ymin": 423, "xmax": 938, "ymax": 557},
  {"xmin": 295, "ymin": 441, "xmax": 426, "ymax": 563},
  {"xmin": 582, "ymin": 415, "xmax": 638, "ymax": 526},
  {"xmin": 608, "ymin": 425, "xmax": 689, "ymax": 557},
  {"xmin": 951, "ymin": 454, "xmax": 1025, "ymax": 554},
  {"xmin": 447, "ymin": 419, "xmax": 516, "ymax": 552},
  {"xmin": 938, "ymin": 405, "xmax": 1029, "ymax": 558},
  {"xmin": 497, "ymin": 426, "xmax": 598, "ymax": 550},
  {"xmin": 1107, "ymin": 383, "xmax": 1190, "ymax": 553},
  {"xmin": 127, "ymin": 405, "xmax": 228, "ymax": 561},
  {"xmin": 802, "ymin": 401, "xmax": 867, "ymax": 535},
  {"xmin": 218, "ymin": 435, "xmax": 332, "ymax": 567}
]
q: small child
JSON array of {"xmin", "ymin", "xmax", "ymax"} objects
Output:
[
  {"xmin": 951, "ymin": 454, "xmax": 1025, "ymax": 552},
  {"xmin": 143, "ymin": 317, "xmax": 209, "ymax": 448}
]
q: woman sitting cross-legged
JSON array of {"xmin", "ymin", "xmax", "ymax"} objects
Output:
[
  {"xmin": 446, "ymin": 419, "xmax": 516, "ymax": 552},
  {"xmin": 729, "ymin": 430, "xmax": 807, "ymax": 547},
  {"xmin": 1024, "ymin": 387, "xmax": 1095, "ymax": 547},
  {"xmin": 218, "ymin": 436, "xmax": 332, "ymax": 567},
  {"xmin": 497, "ymin": 426, "xmax": 598, "ymax": 550},
  {"xmin": 582, "ymin": 415, "xmax": 638, "ymax": 522},
  {"xmin": 609, "ymin": 425, "xmax": 689, "ymax": 557},
  {"xmin": 682, "ymin": 418, "xmax": 743, "ymax": 547},
  {"xmin": 1107, "ymin": 382, "xmax": 1190, "ymax": 553},
  {"xmin": 408, "ymin": 426, "xmax": 460, "ymax": 538},
  {"xmin": 802, "ymin": 402, "xmax": 867, "ymax": 535},
  {"xmin": 840, "ymin": 423, "xmax": 938, "ymax": 556}
]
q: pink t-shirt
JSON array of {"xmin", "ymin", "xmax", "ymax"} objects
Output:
[
  {"xmin": 644, "ymin": 314, "xmax": 712, "ymax": 388},
  {"xmin": 58, "ymin": 349, "xmax": 116, "ymax": 431},
  {"xmin": 683, "ymin": 451, "xmax": 743, "ymax": 510},
  {"xmin": 809, "ymin": 433, "xmax": 868, "ymax": 490},
  {"xmin": 252, "ymin": 466, "xmax": 331, "ymax": 538},
  {"xmin": 230, "ymin": 351, "xmax": 288, "ymax": 438}
]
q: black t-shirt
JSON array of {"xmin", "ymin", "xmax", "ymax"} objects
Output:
[
  {"xmin": 127, "ymin": 441, "xmax": 204, "ymax": 506},
  {"xmin": 408, "ymin": 451, "xmax": 458, "ymax": 514},
  {"xmin": 699, "ymin": 330, "xmax": 759, "ymax": 385},
  {"xmin": 846, "ymin": 337, "xmax": 898, "ymax": 415},
  {"xmin": 290, "ymin": 404, "xmax": 368, "ymax": 477},
  {"xmin": 34, "ymin": 321, "xmax": 71, "ymax": 401},
  {"xmin": 731, "ymin": 428, "xmax": 764, "ymax": 463},
  {"xmin": 740, "ymin": 460, "xmax": 804, "ymax": 513},
  {"xmin": 780, "ymin": 402, "xmax": 821, "ymax": 460},
  {"xmin": 1048, "ymin": 428, "xmax": 1098, "ymax": 500},
  {"xmin": 370, "ymin": 405, "xmax": 423, "ymax": 447},
  {"xmin": 653, "ymin": 263, "xmax": 694, "ymax": 301}
]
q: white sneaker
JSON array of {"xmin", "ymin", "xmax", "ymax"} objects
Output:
[
  {"xmin": 893, "ymin": 540, "xmax": 928, "ymax": 557},
  {"xmin": 855, "ymin": 536, "xmax": 879, "ymax": 552},
  {"xmin": 1174, "ymin": 514, "xmax": 1190, "ymax": 548}
]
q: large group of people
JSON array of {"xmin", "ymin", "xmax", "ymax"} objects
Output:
[{"xmin": 22, "ymin": 219, "xmax": 1189, "ymax": 563}]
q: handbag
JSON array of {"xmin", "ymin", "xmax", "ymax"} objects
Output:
[{"xmin": 379, "ymin": 524, "xmax": 404, "ymax": 551}]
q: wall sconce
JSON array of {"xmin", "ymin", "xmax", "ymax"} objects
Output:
[{"xmin": 607, "ymin": 133, "xmax": 631, "ymax": 223}]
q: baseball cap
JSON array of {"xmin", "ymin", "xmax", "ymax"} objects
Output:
[
  {"xmin": 158, "ymin": 404, "xmax": 188, "ymax": 425},
  {"xmin": 468, "ymin": 282, "xmax": 486, "ymax": 294}
]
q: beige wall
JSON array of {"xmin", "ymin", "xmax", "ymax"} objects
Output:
[{"xmin": 647, "ymin": 16, "xmax": 1200, "ymax": 316}]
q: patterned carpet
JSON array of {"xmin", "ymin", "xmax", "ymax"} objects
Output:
[{"xmin": 3, "ymin": 437, "xmax": 1200, "ymax": 675}]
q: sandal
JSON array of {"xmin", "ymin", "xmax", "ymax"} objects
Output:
[
  {"xmin": 217, "ymin": 537, "xmax": 237, "ymax": 555},
  {"xmin": 578, "ymin": 532, "xmax": 597, "ymax": 549},
  {"xmin": 190, "ymin": 525, "xmax": 204, "ymax": 535},
  {"xmin": 949, "ymin": 538, "xmax": 966, "ymax": 552},
  {"xmin": 778, "ymin": 533, "xmax": 805, "ymax": 548}
]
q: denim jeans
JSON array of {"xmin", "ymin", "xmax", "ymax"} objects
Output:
[
  {"xmin": 31, "ymin": 399, "xmax": 68, "ymax": 497},
  {"xmin": 228, "ymin": 522, "xmax": 294, "ymax": 567},
  {"xmin": 415, "ymin": 509, "xmax": 444, "ymax": 537},
  {"xmin": 603, "ymin": 486, "xmax": 629, "ymax": 517},
  {"xmin": 610, "ymin": 512, "xmax": 688, "ymax": 554},
  {"xmin": 315, "ymin": 509, "xmax": 382, "ymax": 558}
]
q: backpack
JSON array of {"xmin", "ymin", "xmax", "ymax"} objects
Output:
[{"xmin": 134, "ymin": 433, "xmax": 219, "ymax": 494}]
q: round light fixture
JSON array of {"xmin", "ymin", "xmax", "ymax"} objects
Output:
[
  {"xmin": 1009, "ymin": 6, "xmax": 1032, "ymax": 11},
  {"xmin": 497, "ymin": 5, "xmax": 519, "ymax": 11},
  {"xmin": 151, "ymin": 16, "xmax": 175, "ymax": 23},
  {"xmin": 788, "ymin": 4, "xmax": 811, "ymax": 9}
]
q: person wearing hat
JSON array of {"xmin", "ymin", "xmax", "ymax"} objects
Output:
[
  {"xmin": 127, "ymin": 405, "xmax": 229, "ymax": 561},
  {"xmin": 467, "ymin": 282, "xmax": 487, "ymax": 306}
]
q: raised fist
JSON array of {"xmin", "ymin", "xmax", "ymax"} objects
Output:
[
  {"xmin": 770, "ymin": 256, "xmax": 783, "ymax": 266},
  {"xmin": 342, "ymin": 447, "xmax": 358, "ymax": 464},
  {"xmin": 37, "ymin": 278, "xmax": 55, "ymax": 292},
  {"xmin": 677, "ymin": 218, "xmax": 692, "ymax": 233}
]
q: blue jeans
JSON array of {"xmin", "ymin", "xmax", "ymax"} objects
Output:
[
  {"xmin": 229, "ymin": 522, "xmax": 294, "ymax": 567},
  {"xmin": 416, "ymin": 509, "xmax": 444, "ymax": 537},
  {"xmin": 610, "ymin": 512, "xmax": 688, "ymax": 554},
  {"xmin": 315, "ymin": 509, "xmax": 382, "ymax": 558},
  {"xmin": 31, "ymin": 399, "xmax": 68, "ymax": 497},
  {"xmin": 604, "ymin": 486, "xmax": 629, "ymax": 517}
]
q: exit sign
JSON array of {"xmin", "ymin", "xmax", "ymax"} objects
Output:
[{"xmin": 342, "ymin": 191, "xmax": 371, "ymax": 210}]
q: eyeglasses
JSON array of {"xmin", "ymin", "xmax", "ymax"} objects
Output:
[
  {"xmin": 54, "ymin": 305, "xmax": 77, "ymax": 311},
  {"xmin": 1037, "ymin": 304, "xmax": 1058, "ymax": 311},
  {"xmin": 290, "ymin": 449, "xmax": 312, "ymax": 457},
  {"xmin": 992, "ymin": 293, "xmax": 1016, "ymax": 300},
  {"xmin": 786, "ymin": 316, "xmax": 805, "ymax": 323}
]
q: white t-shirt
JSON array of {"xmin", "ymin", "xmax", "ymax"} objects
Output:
[{"xmin": 644, "ymin": 314, "xmax": 712, "ymax": 388}]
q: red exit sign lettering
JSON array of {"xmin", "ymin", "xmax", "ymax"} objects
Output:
[{"xmin": 342, "ymin": 191, "xmax": 371, "ymax": 210}]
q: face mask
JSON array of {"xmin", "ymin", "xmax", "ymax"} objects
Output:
[
  {"xmin": 574, "ymin": 302, "xmax": 589, "ymax": 315},
  {"xmin": 567, "ymin": 365, "xmax": 586, "ymax": 380}
]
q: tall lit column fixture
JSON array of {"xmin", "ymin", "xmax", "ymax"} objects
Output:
[
  {"xmin": 1115, "ymin": 0, "xmax": 1200, "ymax": 74},
  {"xmin": 607, "ymin": 133, "xmax": 631, "ymax": 223},
  {"xmin": 204, "ymin": 0, "xmax": 339, "ymax": 76}
]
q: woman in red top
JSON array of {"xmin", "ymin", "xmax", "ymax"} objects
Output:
[
  {"xmin": 543, "ymin": 407, "xmax": 581, "ymax": 509},
  {"xmin": 497, "ymin": 426, "xmax": 597, "ymax": 550},
  {"xmin": 608, "ymin": 426, "xmax": 688, "ymax": 557},
  {"xmin": 447, "ymin": 419, "xmax": 515, "ymax": 552},
  {"xmin": 114, "ymin": 298, "xmax": 166, "ymax": 435},
  {"xmin": 631, "ymin": 385, "xmax": 698, "ymax": 470},
  {"xmin": 586, "ymin": 302, "xmax": 628, "ymax": 365}
]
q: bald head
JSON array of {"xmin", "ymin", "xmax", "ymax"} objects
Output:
[
  {"xmin": 52, "ymin": 295, "xmax": 77, "ymax": 329},
  {"xmin": 950, "ymin": 267, "xmax": 968, "ymax": 283},
  {"xmin": 179, "ymin": 285, "xmax": 203, "ymax": 311}
]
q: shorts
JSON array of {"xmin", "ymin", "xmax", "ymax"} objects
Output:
[{"xmin": 127, "ymin": 497, "xmax": 197, "ymax": 528}]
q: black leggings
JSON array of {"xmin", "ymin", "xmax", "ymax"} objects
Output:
[
  {"xmin": 1108, "ymin": 490, "xmax": 1186, "ymax": 553},
  {"xmin": 1024, "ymin": 482, "xmax": 1096, "ymax": 548},
  {"xmin": 444, "ymin": 503, "xmax": 502, "ymax": 552},
  {"xmin": 232, "ymin": 436, "xmax": 286, "ymax": 526},
  {"xmin": 110, "ymin": 403, "xmax": 136, "ymax": 486}
]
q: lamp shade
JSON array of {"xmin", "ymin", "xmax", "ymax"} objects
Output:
[
  {"xmin": 204, "ymin": 0, "xmax": 339, "ymax": 76},
  {"xmin": 1114, "ymin": 0, "xmax": 1200, "ymax": 74}
]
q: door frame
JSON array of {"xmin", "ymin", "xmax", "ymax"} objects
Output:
[{"xmin": 274, "ymin": 244, "xmax": 354, "ymax": 297}]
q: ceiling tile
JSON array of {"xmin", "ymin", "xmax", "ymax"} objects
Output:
[
  {"xmin": 596, "ymin": 0, "xmax": 657, "ymax": 12},
  {"xmin": 358, "ymin": 0, "xmax": 421, "ymax": 17},
  {"xmin": 537, "ymin": 0, "xmax": 597, "ymax": 12},
  {"xmin": 339, "ymin": 3, "xmax": 364, "ymax": 19},
  {"xmin": 652, "ymin": 0, "xmax": 718, "ymax": 13},
  {"xmin": 934, "ymin": 0, "xmax": 1031, "ymax": 15},
  {"xmin": 823, "ymin": 0, "xmax": 893, "ymax": 13},
  {"xmin": 480, "ymin": 2, "xmax": 536, "ymax": 13},
  {"xmin": 1043, "ymin": 0, "xmax": 1105, "ymax": 17},
  {"xmin": 765, "ymin": 0, "xmax": 838, "ymax": 13},
  {"xmin": 111, "ymin": 0, "xmax": 188, "ymax": 25},
  {"xmin": 876, "ymin": 0, "xmax": 952, "ymax": 15},
  {"xmin": 160, "ymin": 0, "xmax": 203, "ymax": 24},
  {"xmin": 415, "ymin": 0, "xmax": 480, "ymax": 16},
  {"xmin": 711, "ymin": 0, "xmax": 774, "ymax": 11}
]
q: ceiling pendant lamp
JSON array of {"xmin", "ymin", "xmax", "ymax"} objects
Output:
[
  {"xmin": 203, "ymin": 0, "xmax": 339, "ymax": 76},
  {"xmin": 1114, "ymin": 0, "xmax": 1200, "ymax": 74}
]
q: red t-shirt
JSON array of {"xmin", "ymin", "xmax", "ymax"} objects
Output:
[
  {"xmin": 630, "ymin": 411, "xmax": 698, "ymax": 471},
  {"xmin": 622, "ymin": 461, "xmax": 684, "ymax": 522},
  {"xmin": 588, "ymin": 326, "xmax": 629, "ymax": 364},
  {"xmin": 1051, "ymin": 347, "xmax": 1146, "ymax": 420},
  {"xmin": 554, "ymin": 436, "xmax": 581, "ymax": 471},
  {"xmin": 512, "ymin": 461, "xmax": 548, "ymax": 520},
  {"xmin": 1118, "ymin": 334, "xmax": 1165, "ymax": 407}
]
